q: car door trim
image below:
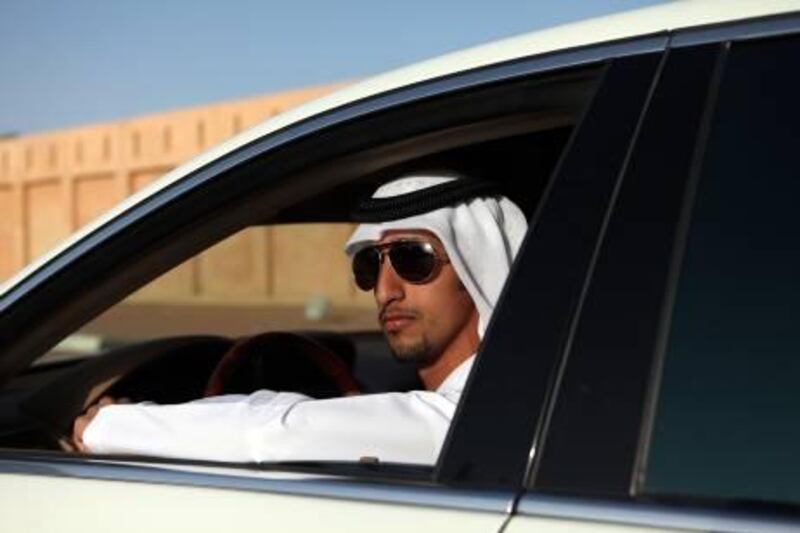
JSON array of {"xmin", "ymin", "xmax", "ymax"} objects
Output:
[
  {"xmin": 516, "ymin": 493, "xmax": 800, "ymax": 533},
  {"xmin": 0, "ymin": 455, "xmax": 515, "ymax": 514},
  {"xmin": 672, "ymin": 11, "xmax": 800, "ymax": 48}
]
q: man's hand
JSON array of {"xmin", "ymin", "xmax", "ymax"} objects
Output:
[{"xmin": 72, "ymin": 396, "xmax": 125, "ymax": 453}]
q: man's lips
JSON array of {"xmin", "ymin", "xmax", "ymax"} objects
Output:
[{"xmin": 379, "ymin": 310, "xmax": 417, "ymax": 333}]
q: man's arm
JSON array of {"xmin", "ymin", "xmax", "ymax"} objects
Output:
[{"xmin": 75, "ymin": 389, "xmax": 458, "ymax": 465}]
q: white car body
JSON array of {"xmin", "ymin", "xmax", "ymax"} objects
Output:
[{"xmin": 2, "ymin": 2, "xmax": 800, "ymax": 532}]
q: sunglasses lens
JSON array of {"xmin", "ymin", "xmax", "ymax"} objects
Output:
[
  {"xmin": 352, "ymin": 242, "xmax": 440, "ymax": 291},
  {"xmin": 352, "ymin": 248, "xmax": 380, "ymax": 291},
  {"xmin": 389, "ymin": 242, "xmax": 437, "ymax": 283}
]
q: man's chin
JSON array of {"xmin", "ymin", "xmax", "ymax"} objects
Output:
[{"xmin": 387, "ymin": 336, "xmax": 436, "ymax": 366}]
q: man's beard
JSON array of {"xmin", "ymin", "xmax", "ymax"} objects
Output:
[{"xmin": 387, "ymin": 333, "xmax": 438, "ymax": 366}]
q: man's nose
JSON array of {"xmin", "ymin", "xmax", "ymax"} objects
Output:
[{"xmin": 374, "ymin": 257, "xmax": 403, "ymax": 306}]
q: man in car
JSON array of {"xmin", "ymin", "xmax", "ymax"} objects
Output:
[{"xmin": 72, "ymin": 173, "xmax": 528, "ymax": 465}]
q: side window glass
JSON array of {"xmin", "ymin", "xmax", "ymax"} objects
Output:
[{"xmin": 643, "ymin": 35, "xmax": 800, "ymax": 504}]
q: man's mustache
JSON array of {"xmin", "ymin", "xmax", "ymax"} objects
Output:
[{"xmin": 378, "ymin": 304, "xmax": 419, "ymax": 323}]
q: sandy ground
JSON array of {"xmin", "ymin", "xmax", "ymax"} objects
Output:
[{"xmin": 79, "ymin": 302, "xmax": 379, "ymax": 343}]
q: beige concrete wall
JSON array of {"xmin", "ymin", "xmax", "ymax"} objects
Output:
[{"xmin": 0, "ymin": 84, "xmax": 374, "ymax": 321}]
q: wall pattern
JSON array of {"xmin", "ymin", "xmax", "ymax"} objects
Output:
[{"xmin": 0, "ymin": 84, "xmax": 375, "ymax": 328}]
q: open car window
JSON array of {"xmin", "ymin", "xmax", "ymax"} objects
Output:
[
  {"xmin": 0, "ymin": 125, "xmax": 573, "ymax": 470},
  {"xmin": 0, "ymin": 58, "xmax": 603, "ymax": 481}
]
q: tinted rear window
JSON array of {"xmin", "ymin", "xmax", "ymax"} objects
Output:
[{"xmin": 644, "ymin": 34, "xmax": 800, "ymax": 505}]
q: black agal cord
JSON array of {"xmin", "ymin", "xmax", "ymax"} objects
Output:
[{"xmin": 352, "ymin": 179, "xmax": 499, "ymax": 222}]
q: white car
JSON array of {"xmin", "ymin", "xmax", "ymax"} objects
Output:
[{"xmin": 2, "ymin": 1, "xmax": 800, "ymax": 531}]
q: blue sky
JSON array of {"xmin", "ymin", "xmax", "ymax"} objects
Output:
[{"xmin": 0, "ymin": 0, "xmax": 666, "ymax": 135}]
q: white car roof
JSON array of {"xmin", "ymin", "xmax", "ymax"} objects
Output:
[{"xmin": 2, "ymin": 0, "xmax": 799, "ymax": 295}]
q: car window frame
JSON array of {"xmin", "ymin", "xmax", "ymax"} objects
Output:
[
  {"xmin": 512, "ymin": 11, "xmax": 800, "ymax": 532},
  {"xmin": 0, "ymin": 31, "xmax": 669, "ymax": 506},
  {"xmin": 527, "ymin": 41, "xmax": 725, "ymax": 497},
  {"xmin": 436, "ymin": 48, "xmax": 666, "ymax": 489},
  {"xmin": 639, "ymin": 31, "xmax": 800, "ymax": 508}
]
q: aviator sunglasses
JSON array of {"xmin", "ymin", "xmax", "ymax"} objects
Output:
[{"xmin": 352, "ymin": 240, "xmax": 450, "ymax": 291}]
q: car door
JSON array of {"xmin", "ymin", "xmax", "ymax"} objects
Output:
[
  {"xmin": 506, "ymin": 13, "xmax": 800, "ymax": 533},
  {"xmin": 0, "ymin": 29, "xmax": 666, "ymax": 533}
]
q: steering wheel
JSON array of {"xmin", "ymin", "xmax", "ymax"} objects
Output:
[
  {"xmin": 19, "ymin": 336, "xmax": 234, "ymax": 453},
  {"xmin": 204, "ymin": 331, "xmax": 361, "ymax": 398}
]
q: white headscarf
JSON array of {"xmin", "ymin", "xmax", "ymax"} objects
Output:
[{"xmin": 345, "ymin": 174, "xmax": 528, "ymax": 338}]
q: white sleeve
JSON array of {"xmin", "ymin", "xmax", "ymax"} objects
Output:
[{"xmin": 82, "ymin": 389, "xmax": 459, "ymax": 465}]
